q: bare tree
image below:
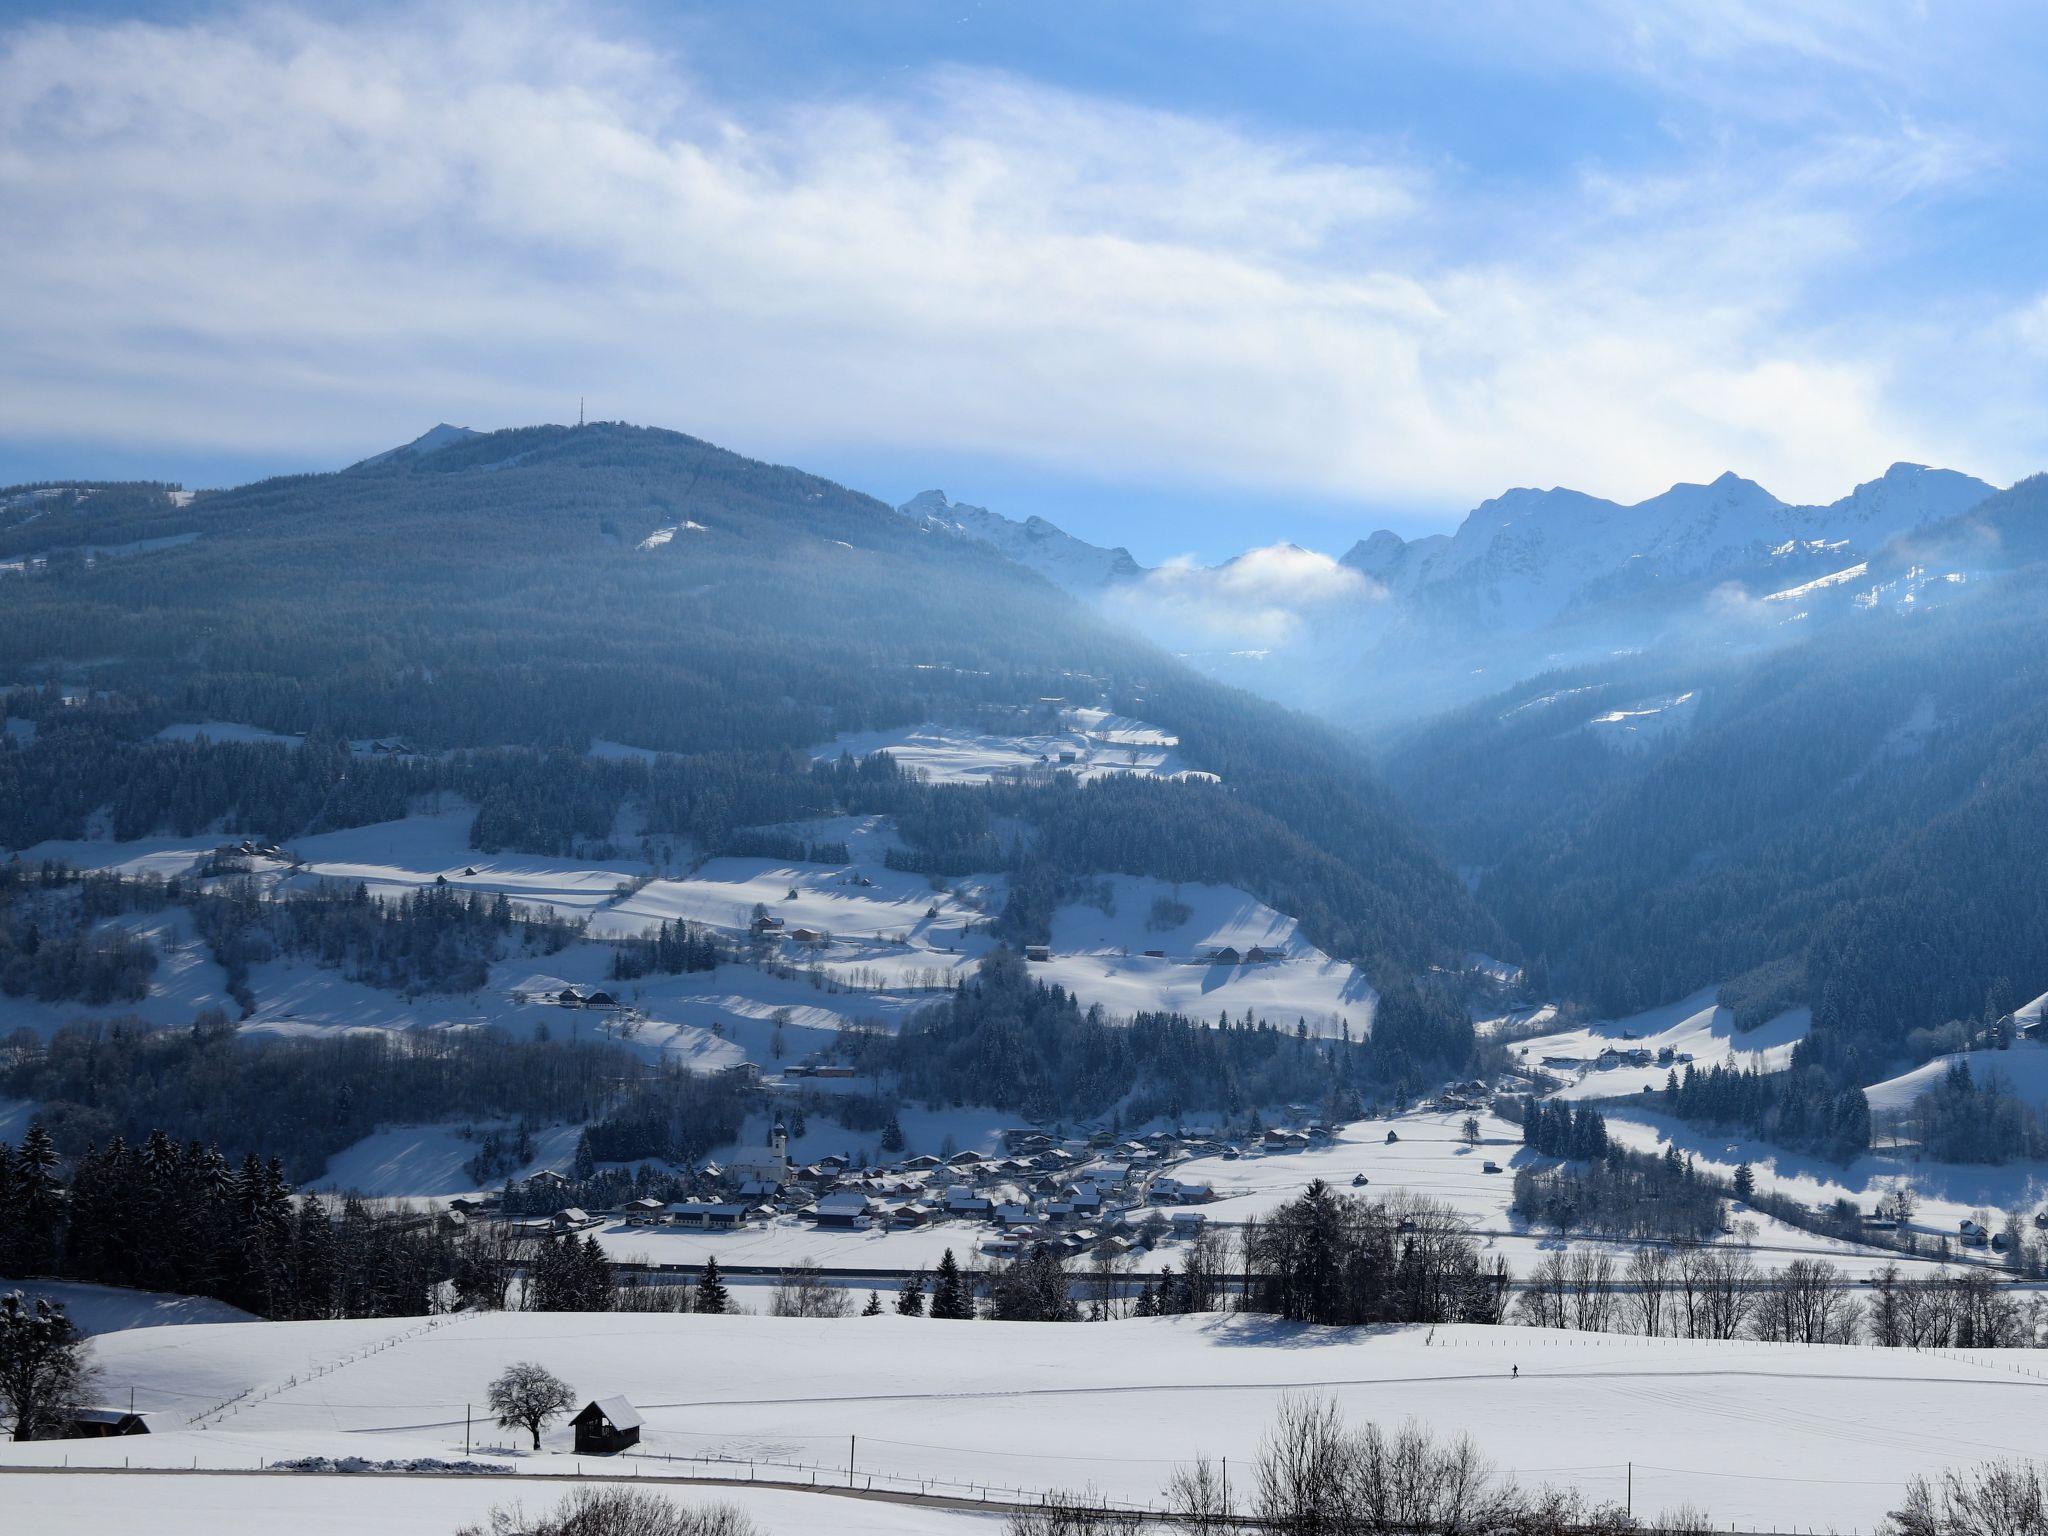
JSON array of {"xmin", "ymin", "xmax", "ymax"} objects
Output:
[
  {"xmin": 1163, "ymin": 1455, "xmax": 1235, "ymax": 1530},
  {"xmin": 1888, "ymin": 1457, "xmax": 2048, "ymax": 1536},
  {"xmin": 460, "ymin": 1487, "xmax": 761, "ymax": 1535},
  {"xmin": 1518, "ymin": 1251, "xmax": 1571, "ymax": 1329},
  {"xmin": 1180, "ymin": 1223, "xmax": 1234, "ymax": 1315},
  {"xmin": 1005, "ymin": 1493, "xmax": 1146, "ymax": 1536},
  {"xmin": 487, "ymin": 1360, "xmax": 576, "ymax": 1450},
  {"xmin": 1565, "ymin": 1249, "xmax": 1616, "ymax": 1333},
  {"xmin": 1624, "ymin": 1246, "xmax": 1673, "ymax": 1338},
  {"xmin": 1253, "ymin": 1392, "xmax": 1356, "ymax": 1536},
  {"xmin": 769, "ymin": 1261, "xmax": 852, "ymax": 1319}
]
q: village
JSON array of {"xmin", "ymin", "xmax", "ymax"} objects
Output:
[{"xmin": 487, "ymin": 1114, "xmax": 1262, "ymax": 1265}]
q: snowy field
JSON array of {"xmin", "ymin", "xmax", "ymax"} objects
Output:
[
  {"xmin": 1170, "ymin": 1108, "xmax": 1978, "ymax": 1281},
  {"xmin": 6, "ymin": 1310, "xmax": 2046, "ymax": 1532},
  {"xmin": 0, "ymin": 1279, "xmax": 254, "ymax": 1334},
  {"xmin": 1508, "ymin": 987, "xmax": 1808, "ymax": 1100},
  {"xmin": 1600, "ymin": 1108, "xmax": 2048, "ymax": 1254},
  {"xmin": 810, "ymin": 709, "xmax": 1213, "ymax": 786},
  {"xmin": 1865, "ymin": 1039, "xmax": 2048, "ymax": 1115},
  {"xmin": 5, "ymin": 804, "xmax": 1382, "ymax": 1057},
  {"xmin": 3, "ymin": 1476, "xmax": 990, "ymax": 1536}
]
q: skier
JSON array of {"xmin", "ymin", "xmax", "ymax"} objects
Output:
[{"xmin": 1511, "ymin": 1364, "xmax": 1519, "ymax": 1379}]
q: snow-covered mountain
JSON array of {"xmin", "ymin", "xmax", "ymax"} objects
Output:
[
  {"xmin": 1341, "ymin": 463, "xmax": 1994, "ymax": 631},
  {"xmin": 350, "ymin": 423, "xmax": 481, "ymax": 470},
  {"xmin": 897, "ymin": 489, "xmax": 1144, "ymax": 593}
]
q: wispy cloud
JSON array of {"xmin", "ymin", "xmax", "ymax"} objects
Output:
[
  {"xmin": 0, "ymin": 1, "xmax": 2038, "ymax": 516},
  {"xmin": 1114, "ymin": 544, "xmax": 1373, "ymax": 650}
]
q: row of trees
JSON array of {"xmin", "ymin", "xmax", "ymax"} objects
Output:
[{"xmin": 1518, "ymin": 1245, "xmax": 2043, "ymax": 1349}]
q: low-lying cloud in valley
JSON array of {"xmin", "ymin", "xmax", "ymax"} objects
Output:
[{"xmin": 1109, "ymin": 543, "xmax": 1375, "ymax": 653}]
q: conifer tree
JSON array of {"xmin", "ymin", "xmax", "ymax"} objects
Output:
[
  {"xmin": 929, "ymin": 1248, "xmax": 973, "ymax": 1320},
  {"xmin": 895, "ymin": 1271, "xmax": 926, "ymax": 1316},
  {"xmin": 695, "ymin": 1257, "xmax": 730, "ymax": 1315}
]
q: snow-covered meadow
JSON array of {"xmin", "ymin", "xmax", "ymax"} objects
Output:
[{"xmin": 6, "ymin": 1310, "xmax": 2045, "ymax": 1533}]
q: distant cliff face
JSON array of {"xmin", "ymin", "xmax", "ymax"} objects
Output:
[{"xmin": 897, "ymin": 489, "xmax": 1145, "ymax": 593}]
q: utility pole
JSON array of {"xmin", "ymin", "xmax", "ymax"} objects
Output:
[
  {"xmin": 849, "ymin": 1433, "xmax": 856, "ymax": 1486},
  {"xmin": 466, "ymin": 1403, "xmax": 472, "ymax": 1455},
  {"xmin": 1626, "ymin": 1460, "xmax": 1632, "ymax": 1515}
]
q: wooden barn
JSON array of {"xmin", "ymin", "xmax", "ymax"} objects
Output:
[
  {"xmin": 570, "ymin": 1396, "xmax": 643, "ymax": 1455},
  {"xmin": 61, "ymin": 1408, "xmax": 150, "ymax": 1438}
]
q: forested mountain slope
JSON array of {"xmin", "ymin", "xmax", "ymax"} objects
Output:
[
  {"xmin": 1385, "ymin": 505, "xmax": 2048, "ymax": 1092},
  {"xmin": 0, "ymin": 422, "xmax": 1495, "ymax": 987}
]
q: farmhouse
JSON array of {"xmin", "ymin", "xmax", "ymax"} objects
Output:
[
  {"xmin": 667, "ymin": 1201, "xmax": 749, "ymax": 1230},
  {"xmin": 570, "ymin": 1397, "xmax": 643, "ymax": 1456},
  {"xmin": 811, "ymin": 1190, "xmax": 875, "ymax": 1228},
  {"xmin": 1207, "ymin": 946, "xmax": 1241, "ymax": 965}
]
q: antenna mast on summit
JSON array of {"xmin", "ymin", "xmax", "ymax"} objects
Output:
[{"xmin": 578, "ymin": 397, "xmax": 585, "ymax": 428}]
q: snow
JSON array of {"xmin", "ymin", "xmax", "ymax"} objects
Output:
[
  {"xmin": 275, "ymin": 805, "xmax": 653, "ymax": 922},
  {"xmin": 1169, "ymin": 1106, "xmax": 1934, "ymax": 1280},
  {"xmin": 1581, "ymin": 689, "xmax": 1698, "ymax": 749},
  {"xmin": 1864, "ymin": 1041, "xmax": 2048, "ymax": 1116},
  {"xmin": 1763, "ymin": 561, "xmax": 1869, "ymax": 603},
  {"xmin": 898, "ymin": 489, "xmax": 1141, "ymax": 593},
  {"xmin": 6, "ymin": 1309, "xmax": 2044, "ymax": 1532},
  {"xmin": 1601, "ymin": 1106, "xmax": 2048, "ymax": 1246},
  {"xmin": 4, "ymin": 1474, "xmax": 988, "ymax": 1536},
  {"xmin": 1508, "ymin": 987, "xmax": 1808, "ymax": 1100},
  {"xmin": 155, "ymin": 720, "xmax": 300, "ymax": 747},
  {"xmin": 0, "ymin": 1279, "xmax": 255, "ymax": 1334},
  {"xmin": 811, "ymin": 711, "xmax": 1203, "ymax": 786},
  {"xmin": 309, "ymin": 1122, "xmax": 587, "ymax": 1199}
]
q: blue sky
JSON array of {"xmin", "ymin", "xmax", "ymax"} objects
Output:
[{"xmin": 3, "ymin": 1, "xmax": 2047, "ymax": 560}]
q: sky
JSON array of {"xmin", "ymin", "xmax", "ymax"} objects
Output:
[{"xmin": 3, "ymin": 1, "xmax": 2048, "ymax": 561}]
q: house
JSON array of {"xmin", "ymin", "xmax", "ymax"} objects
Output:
[
  {"xmin": 750, "ymin": 915, "xmax": 785, "ymax": 936},
  {"xmin": 811, "ymin": 1190, "xmax": 875, "ymax": 1228},
  {"xmin": 667, "ymin": 1201, "xmax": 749, "ymax": 1230},
  {"xmin": 1244, "ymin": 945, "xmax": 1276, "ymax": 964},
  {"xmin": 570, "ymin": 1397, "xmax": 643, "ymax": 1455},
  {"xmin": 623, "ymin": 1197, "xmax": 667, "ymax": 1225},
  {"xmin": 583, "ymin": 990, "xmax": 620, "ymax": 1009},
  {"xmin": 59, "ymin": 1408, "xmax": 149, "ymax": 1438},
  {"xmin": 945, "ymin": 1150, "xmax": 984, "ymax": 1168},
  {"xmin": 1024, "ymin": 944, "xmax": 1051, "ymax": 962},
  {"xmin": 1142, "ymin": 949, "xmax": 1165, "ymax": 959},
  {"xmin": 809, "ymin": 1064, "xmax": 855, "ymax": 1080},
  {"xmin": 994, "ymin": 1202, "xmax": 1037, "ymax": 1227},
  {"xmin": 901, "ymin": 1154, "xmax": 943, "ymax": 1171},
  {"xmin": 555, "ymin": 988, "xmax": 584, "ymax": 1006},
  {"xmin": 944, "ymin": 1190, "xmax": 993, "ymax": 1217},
  {"xmin": 890, "ymin": 1201, "xmax": 935, "ymax": 1227},
  {"xmin": 789, "ymin": 927, "xmax": 826, "ymax": 945},
  {"xmin": 1207, "ymin": 946, "xmax": 1242, "ymax": 965},
  {"xmin": 551, "ymin": 1207, "xmax": 591, "ymax": 1229},
  {"xmin": 1170, "ymin": 1210, "xmax": 1207, "ymax": 1233}
]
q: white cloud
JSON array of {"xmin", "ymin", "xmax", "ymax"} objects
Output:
[
  {"xmin": 1112, "ymin": 544, "xmax": 1373, "ymax": 650},
  {"xmin": 0, "ymin": 2, "xmax": 2031, "ymax": 516}
]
